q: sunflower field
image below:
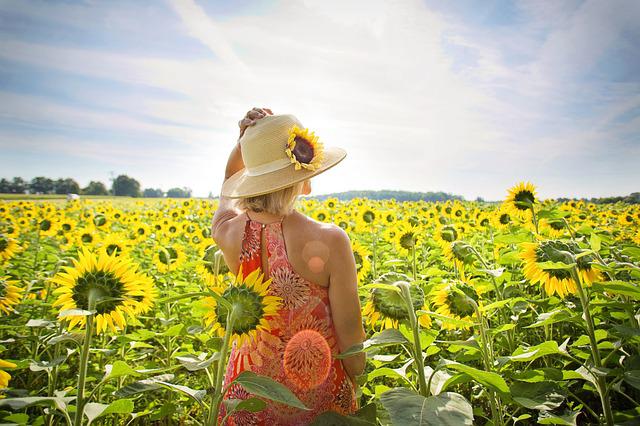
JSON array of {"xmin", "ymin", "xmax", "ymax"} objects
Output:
[{"xmin": 0, "ymin": 182, "xmax": 639, "ymax": 425}]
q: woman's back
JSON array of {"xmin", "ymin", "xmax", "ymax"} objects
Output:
[
  {"xmin": 218, "ymin": 209, "xmax": 335, "ymax": 289},
  {"xmin": 215, "ymin": 209, "xmax": 358, "ymax": 425}
]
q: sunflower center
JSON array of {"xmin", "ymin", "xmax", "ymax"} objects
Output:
[
  {"xmin": 106, "ymin": 244, "xmax": 122, "ymax": 256},
  {"xmin": 371, "ymin": 283, "xmax": 424, "ymax": 321},
  {"xmin": 399, "ymin": 232, "xmax": 415, "ymax": 250},
  {"xmin": 158, "ymin": 247, "xmax": 178, "ymax": 265},
  {"xmin": 215, "ymin": 286, "xmax": 265, "ymax": 335},
  {"xmin": 72, "ymin": 270, "xmax": 126, "ymax": 314},
  {"xmin": 514, "ymin": 190, "xmax": 535, "ymax": 210},
  {"xmin": 317, "ymin": 213, "xmax": 326, "ymax": 221},
  {"xmin": 292, "ymin": 137, "xmax": 314, "ymax": 164},
  {"xmin": 549, "ymin": 220, "xmax": 564, "ymax": 231},
  {"xmin": 81, "ymin": 233, "xmax": 93, "ymax": 243},
  {"xmin": 39, "ymin": 219, "xmax": 51, "ymax": 232},
  {"xmin": 444, "ymin": 282, "xmax": 478, "ymax": 317},
  {"xmin": 353, "ymin": 252, "xmax": 363, "ymax": 272},
  {"xmin": 440, "ymin": 225, "xmax": 458, "ymax": 242},
  {"xmin": 499, "ymin": 213, "xmax": 511, "ymax": 225},
  {"xmin": 362, "ymin": 210, "xmax": 375, "ymax": 223}
]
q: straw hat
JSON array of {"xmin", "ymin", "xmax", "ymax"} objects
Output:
[{"xmin": 221, "ymin": 114, "xmax": 346, "ymax": 198}]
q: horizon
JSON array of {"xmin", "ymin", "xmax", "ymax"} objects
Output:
[{"xmin": 1, "ymin": 0, "xmax": 639, "ymax": 200}]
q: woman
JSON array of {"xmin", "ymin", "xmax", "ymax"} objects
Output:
[{"xmin": 211, "ymin": 107, "xmax": 366, "ymax": 425}]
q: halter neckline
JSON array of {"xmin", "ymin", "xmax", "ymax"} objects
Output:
[{"xmin": 245, "ymin": 211, "xmax": 286, "ymax": 226}]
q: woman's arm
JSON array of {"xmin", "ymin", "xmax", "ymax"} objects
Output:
[
  {"xmin": 211, "ymin": 108, "xmax": 272, "ymax": 241},
  {"xmin": 328, "ymin": 226, "xmax": 367, "ymax": 386}
]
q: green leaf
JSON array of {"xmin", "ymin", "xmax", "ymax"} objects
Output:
[
  {"xmin": 84, "ymin": 399, "xmax": 134, "ymax": 425},
  {"xmin": 155, "ymin": 382, "xmax": 206, "ymax": 406},
  {"xmin": 537, "ymin": 410, "xmax": 579, "ymax": 425},
  {"xmin": 589, "ymin": 233, "xmax": 601, "ymax": 252},
  {"xmin": 113, "ymin": 374, "xmax": 174, "ymax": 398},
  {"xmin": 439, "ymin": 359, "xmax": 510, "ymax": 396},
  {"xmin": 233, "ymin": 371, "xmax": 309, "ymax": 410},
  {"xmin": 510, "ymin": 381, "xmax": 564, "ymax": 411},
  {"xmin": 525, "ymin": 309, "xmax": 575, "ymax": 328},
  {"xmin": 0, "ymin": 396, "xmax": 75, "ymax": 410},
  {"xmin": 310, "ymin": 411, "xmax": 375, "ymax": 425},
  {"xmin": 535, "ymin": 261, "xmax": 575, "ymax": 270},
  {"xmin": 161, "ymin": 324, "xmax": 184, "ymax": 337},
  {"xmin": 176, "ymin": 354, "xmax": 217, "ymax": 371},
  {"xmin": 337, "ymin": 329, "xmax": 409, "ymax": 359},
  {"xmin": 58, "ymin": 309, "xmax": 95, "ymax": 318},
  {"xmin": 498, "ymin": 341, "xmax": 563, "ymax": 365},
  {"xmin": 591, "ymin": 281, "xmax": 640, "ymax": 300},
  {"xmin": 623, "ymin": 370, "xmax": 640, "ymax": 391},
  {"xmin": 103, "ymin": 361, "xmax": 140, "ymax": 381},
  {"xmin": 224, "ymin": 397, "xmax": 267, "ymax": 414},
  {"xmin": 380, "ymin": 388, "xmax": 473, "ymax": 425}
]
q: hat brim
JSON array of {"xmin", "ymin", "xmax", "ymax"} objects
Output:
[{"xmin": 221, "ymin": 146, "xmax": 346, "ymax": 198}]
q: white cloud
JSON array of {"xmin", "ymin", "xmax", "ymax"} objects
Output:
[{"xmin": 0, "ymin": 0, "xmax": 638, "ymax": 199}]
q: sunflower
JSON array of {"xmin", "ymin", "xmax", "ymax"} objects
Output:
[
  {"xmin": 196, "ymin": 243, "xmax": 229, "ymax": 287},
  {"xmin": 441, "ymin": 241, "xmax": 476, "ymax": 277},
  {"xmin": 351, "ymin": 239, "xmax": 372, "ymax": 283},
  {"xmin": 285, "ymin": 125, "xmax": 324, "ymax": 171},
  {"xmin": 37, "ymin": 215, "xmax": 60, "ymax": 237},
  {"xmin": 393, "ymin": 221, "xmax": 422, "ymax": 257},
  {"xmin": 0, "ymin": 358, "xmax": 16, "ymax": 393},
  {"xmin": 313, "ymin": 208, "xmax": 331, "ymax": 222},
  {"xmin": 504, "ymin": 182, "xmax": 537, "ymax": 220},
  {"xmin": 431, "ymin": 280, "xmax": 479, "ymax": 330},
  {"xmin": 539, "ymin": 218, "xmax": 566, "ymax": 238},
  {"xmin": 0, "ymin": 234, "xmax": 19, "ymax": 263},
  {"xmin": 97, "ymin": 232, "xmax": 132, "ymax": 258},
  {"xmin": 131, "ymin": 222, "xmax": 152, "ymax": 242},
  {"xmin": 362, "ymin": 272, "xmax": 431, "ymax": 331},
  {"xmin": 520, "ymin": 239, "xmax": 602, "ymax": 298},
  {"xmin": 51, "ymin": 247, "xmax": 157, "ymax": 334},
  {"xmin": 152, "ymin": 241, "xmax": 186, "ymax": 273},
  {"xmin": 74, "ymin": 226, "xmax": 101, "ymax": 248},
  {"xmin": 0, "ymin": 276, "xmax": 22, "ymax": 315},
  {"xmin": 202, "ymin": 264, "xmax": 281, "ymax": 347},
  {"xmin": 491, "ymin": 205, "xmax": 513, "ymax": 230},
  {"xmin": 333, "ymin": 212, "xmax": 351, "ymax": 231}
]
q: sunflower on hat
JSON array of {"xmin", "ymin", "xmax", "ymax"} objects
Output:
[{"xmin": 285, "ymin": 125, "xmax": 325, "ymax": 171}]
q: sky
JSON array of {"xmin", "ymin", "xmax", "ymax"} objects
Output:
[{"xmin": 0, "ymin": 0, "xmax": 639, "ymax": 201}]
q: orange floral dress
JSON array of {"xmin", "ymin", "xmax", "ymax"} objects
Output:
[{"xmin": 218, "ymin": 213, "xmax": 358, "ymax": 425}]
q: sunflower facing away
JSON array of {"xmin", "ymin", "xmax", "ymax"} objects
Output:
[
  {"xmin": 362, "ymin": 272, "xmax": 431, "ymax": 331},
  {"xmin": 504, "ymin": 181, "xmax": 537, "ymax": 220},
  {"xmin": 520, "ymin": 239, "xmax": 602, "ymax": 298},
  {"xmin": 51, "ymin": 247, "xmax": 157, "ymax": 334},
  {"xmin": 0, "ymin": 276, "xmax": 22, "ymax": 315},
  {"xmin": 431, "ymin": 280, "xmax": 480, "ymax": 330},
  {"xmin": 0, "ymin": 358, "xmax": 16, "ymax": 394},
  {"xmin": 0, "ymin": 234, "xmax": 19, "ymax": 263},
  {"xmin": 202, "ymin": 264, "xmax": 281, "ymax": 347}
]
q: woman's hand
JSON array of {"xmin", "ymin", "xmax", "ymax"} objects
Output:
[{"xmin": 238, "ymin": 107, "xmax": 273, "ymax": 140}]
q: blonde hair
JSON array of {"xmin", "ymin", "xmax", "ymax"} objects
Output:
[{"xmin": 236, "ymin": 180, "xmax": 306, "ymax": 216}]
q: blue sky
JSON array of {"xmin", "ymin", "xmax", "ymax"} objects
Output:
[{"xmin": 0, "ymin": 0, "xmax": 638, "ymax": 200}]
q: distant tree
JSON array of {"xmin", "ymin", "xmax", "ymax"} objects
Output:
[
  {"xmin": 0, "ymin": 178, "xmax": 11, "ymax": 193},
  {"xmin": 29, "ymin": 177, "xmax": 54, "ymax": 194},
  {"xmin": 143, "ymin": 188, "xmax": 164, "ymax": 198},
  {"xmin": 54, "ymin": 178, "xmax": 80, "ymax": 194},
  {"xmin": 166, "ymin": 187, "xmax": 192, "ymax": 198},
  {"xmin": 112, "ymin": 175, "xmax": 141, "ymax": 197},
  {"xmin": 475, "ymin": 196, "xmax": 485, "ymax": 203},
  {"xmin": 10, "ymin": 177, "xmax": 27, "ymax": 194},
  {"xmin": 82, "ymin": 181, "xmax": 109, "ymax": 196}
]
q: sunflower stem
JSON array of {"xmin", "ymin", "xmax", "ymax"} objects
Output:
[
  {"xmin": 398, "ymin": 282, "xmax": 428, "ymax": 397},
  {"xmin": 411, "ymin": 245, "xmax": 417, "ymax": 281},
  {"xmin": 208, "ymin": 307, "xmax": 236, "ymax": 425},
  {"xmin": 529, "ymin": 205, "xmax": 539, "ymax": 235},
  {"xmin": 74, "ymin": 290, "xmax": 97, "ymax": 426},
  {"xmin": 371, "ymin": 226, "xmax": 378, "ymax": 280},
  {"xmin": 571, "ymin": 267, "xmax": 614, "ymax": 426}
]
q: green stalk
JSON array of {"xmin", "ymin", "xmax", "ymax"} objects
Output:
[
  {"xmin": 398, "ymin": 283, "xmax": 427, "ymax": 396},
  {"xmin": 571, "ymin": 268, "xmax": 614, "ymax": 426},
  {"xmin": 411, "ymin": 244, "xmax": 417, "ymax": 281},
  {"xmin": 371, "ymin": 227, "xmax": 378, "ymax": 280},
  {"xmin": 74, "ymin": 291, "xmax": 97, "ymax": 426},
  {"xmin": 207, "ymin": 308, "xmax": 236, "ymax": 425},
  {"xmin": 472, "ymin": 302, "xmax": 502, "ymax": 426},
  {"xmin": 529, "ymin": 205, "xmax": 539, "ymax": 235}
]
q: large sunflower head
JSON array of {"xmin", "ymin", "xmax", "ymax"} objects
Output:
[
  {"xmin": 0, "ymin": 234, "xmax": 19, "ymax": 263},
  {"xmin": 51, "ymin": 247, "xmax": 157, "ymax": 334},
  {"xmin": 203, "ymin": 265, "xmax": 281, "ymax": 347},
  {"xmin": 0, "ymin": 276, "xmax": 22, "ymax": 316},
  {"xmin": 362, "ymin": 272, "xmax": 431, "ymax": 330},
  {"xmin": 520, "ymin": 239, "xmax": 601, "ymax": 298},
  {"xmin": 504, "ymin": 182, "xmax": 537, "ymax": 220},
  {"xmin": 393, "ymin": 221, "xmax": 422, "ymax": 256},
  {"xmin": 285, "ymin": 125, "xmax": 325, "ymax": 171},
  {"xmin": 431, "ymin": 280, "xmax": 479, "ymax": 330}
]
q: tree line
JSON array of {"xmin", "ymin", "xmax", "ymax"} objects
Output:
[{"xmin": 0, "ymin": 175, "xmax": 192, "ymax": 198}]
